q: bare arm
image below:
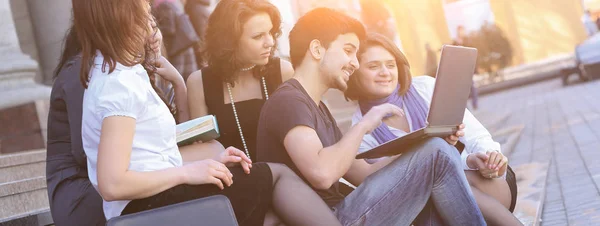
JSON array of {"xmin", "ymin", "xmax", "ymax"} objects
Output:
[
  {"xmin": 154, "ymin": 56, "xmax": 190, "ymax": 122},
  {"xmin": 179, "ymin": 140, "xmax": 224, "ymax": 163},
  {"xmin": 97, "ymin": 116, "xmax": 186, "ymax": 201},
  {"xmin": 344, "ymin": 155, "xmax": 400, "ymax": 186},
  {"xmin": 187, "ymin": 70, "xmax": 209, "ymax": 119},
  {"xmin": 172, "ymin": 78, "xmax": 190, "ymax": 122},
  {"xmin": 284, "ymin": 122, "xmax": 371, "ymax": 189},
  {"xmin": 97, "ymin": 116, "xmax": 234, "ymax": 201},
  {"xmin": 283, "ymin": 103, "xmax": 404, "ymax": 189}
]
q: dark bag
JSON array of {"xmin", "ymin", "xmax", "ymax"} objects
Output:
[{"xmin": 107, "ymin": 195, "xmax": 238, "ymax": 226}]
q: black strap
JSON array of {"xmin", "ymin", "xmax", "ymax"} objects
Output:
[{"xmin": 201, "ymin": 67, "xmax": 223, "ymax": 113}]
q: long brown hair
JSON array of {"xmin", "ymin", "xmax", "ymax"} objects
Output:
[
  {"xmin": 345, "ymin": 33, "xmax": 412, "ymax": 101},
  {"xmin": 201, "ymin": 0, "xmax": 281, "ymax": 84},
  {"xmin": 72, "ymin": 0, "xmax": 173, "ymax": 113}
]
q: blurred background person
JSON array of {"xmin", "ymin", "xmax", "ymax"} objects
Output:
[
  {"xmin": 582, "ymin": 10, "xmax": 599, "ymax": 36},
  {"xmin": 185, "ymin": 0, "xmax": 212, "ymax": 67},
  {"xmin": 153, "ymin": 0, "xmax": 199, "ymax": 81}
]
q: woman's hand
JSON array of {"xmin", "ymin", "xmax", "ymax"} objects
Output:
[
  {"xmin": 214, "ymin": 147, "xmax": 253, "ymax": 174},
  {"xmin": 485, "ymin": 150, "xmax": 508, "ymax": 174},
  {"xmin": 444, "ymin": 123, "xmax": 465, "ymax": 145},
  {"xmin": 181, "ymin": 159, "xmax": 233, "ymax": 190},
  {"xmin": 467, "ymin": 151, "xmax": 508, "ymax": 179},
  {"xmin": 155, "ymin": 56, "xmax": 184, "ymax": 86}
]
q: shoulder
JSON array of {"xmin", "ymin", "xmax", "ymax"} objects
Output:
[
  {"xmin": 279, "ymin": 59, "xmax": 294, "ymax": 82},
  {"xmin": 266, "ymin": 82, "xmax": 309, "ymax": 109},
  {"xmin": 89, "ymin": 65, "xmax": 149, "ymax": 102},
  {"xmin": 186, "ymin": 69, "xmax": 207, "ymax": 99},
  {"xmin": 187, "ymin": 70, "xmax": 204, "ymax": 89},
  {"xmin": 411, "ymin": 75, "xmax": 436, "ymax": 101}
]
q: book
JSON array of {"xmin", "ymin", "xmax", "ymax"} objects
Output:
[{"xmin": 176, "ymin": 115, "xmax": 220, "ymax": 146}]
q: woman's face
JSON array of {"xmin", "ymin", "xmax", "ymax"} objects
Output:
[
  {"xmin": 356, "ymin": 45, "xmax": 399, "ymax": 100},
  {"xmin": 237, "ymin": 12, "xmax": 275, "ymax": 67}
]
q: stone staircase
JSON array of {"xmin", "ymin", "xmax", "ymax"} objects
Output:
[{"xmin": 0, "ymin": 149, "xmax": 52, "ymax": 225}]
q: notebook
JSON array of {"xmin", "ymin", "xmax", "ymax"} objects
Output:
[
  {"xmin": 176, "ymin": 115, "xmax": 220, "ymax": 146},
  {"xmin": 356, "ymin": 45, "xmax": 478, "ymax": 160}
]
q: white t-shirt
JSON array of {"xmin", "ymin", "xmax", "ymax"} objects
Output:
[
  {"xmin": 352, "ymin": 76, "xmax": 501, "ymax": 170},
  {"xmin": 81, "ymin": 53, "xmax": 183, "ymax": 220}
]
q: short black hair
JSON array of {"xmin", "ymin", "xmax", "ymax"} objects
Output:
[{"xmin": 288, "ymin": 7, "xmax": 366, "ymax": 69}]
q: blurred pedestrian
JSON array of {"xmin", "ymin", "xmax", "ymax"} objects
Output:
[
  {"xmin": 154, "ymin": 0, "xmax": 199, "ymax": 81},
  {"xmin": 582, "ymin": 10, "xmax": 598, "ymax": 37},
  {"xmin": 185, "ymin": 0, "xmax": 211, "ymax": 67}
]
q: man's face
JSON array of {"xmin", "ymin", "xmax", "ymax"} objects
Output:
[{"xmin": 318, "ymin": 33, "xmax": 360, "ymax": 91}]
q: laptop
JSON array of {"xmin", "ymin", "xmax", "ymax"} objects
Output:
[{"xmin": 356, "ymin": 45, "xmax": 478, "ymax": 160}]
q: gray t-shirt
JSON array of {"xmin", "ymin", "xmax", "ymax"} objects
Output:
[{"xmin": 256, "ymin": 79, "xmax": 345, "ymax": 207}]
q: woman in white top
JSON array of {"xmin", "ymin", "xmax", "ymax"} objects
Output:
[
  {"xmin": 344, "ymin": 33, "xmax": 520, "ymax": 225},
  {"xmin": 73, "ymin": 0, "xmax": 340, "ymax": 225}
]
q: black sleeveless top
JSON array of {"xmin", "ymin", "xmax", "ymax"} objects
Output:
[{"xmin": 202, "ymin": 58, "xmax": 282, "ymax": 160}]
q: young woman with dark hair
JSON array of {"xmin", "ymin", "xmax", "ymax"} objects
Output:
[{"xmin": 187, "ymin": 0, "xmax": 294, "ymax": 161}]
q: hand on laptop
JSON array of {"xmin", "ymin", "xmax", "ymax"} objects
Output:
[
  {"xmin": 359, "ymin": 103, "xmax": 404, "ymax": 133},
  {"xmin": 444, "ymin": 123, "xmax": 465, "ymax": 145}
]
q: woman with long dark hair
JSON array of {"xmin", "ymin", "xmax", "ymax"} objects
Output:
[
  {"xmin": 72, "ymin": 0, "xmax": 340, "ymax": 225},
  {"xmin": 187, "ymin": 0, "xmax": 294, "ymax": 161}
]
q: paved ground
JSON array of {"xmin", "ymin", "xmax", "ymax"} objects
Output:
[{"xmin": 475, "ymin": 78, "xmax": 600, "ymax": 226}]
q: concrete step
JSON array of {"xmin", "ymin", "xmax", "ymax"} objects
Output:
[
  {"xmin": 0, "ymin": 149, "xmax": 46, "ymax": 184},
  {"xmin": 512, "ymin": 161, "xmax": 551, "ymax": 226},
  {"xmin": 0, "ymin": 176, "xmax": 49, "ymax": 223},
  {"xmin": 0, "ymin": 150, "xmax": 50, "ymax": 224}
]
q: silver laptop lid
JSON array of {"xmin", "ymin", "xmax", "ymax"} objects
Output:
[{"xmin": 426, "ymin": 45, "xmax": 478, "ymax": 127}]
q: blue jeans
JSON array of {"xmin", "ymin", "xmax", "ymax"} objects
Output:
[{"xmin": 333, "ymin": 138, "xmax": 485, "ymax": 226}]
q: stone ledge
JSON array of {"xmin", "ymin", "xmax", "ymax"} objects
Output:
[
  {"xmin": 0, "ymin": 208, "xmax": 52, "ymax": 226},
  {"xmin": 0, "ymin": 182, "xmax": 48, "ymax": 220},
  {"xmin": 0, "ymin": 149, "xmax": 45, "ymax": 168},
  {"xmin": 0, "ymin": 176, "xmax": 46, "ymax": 197},
  {"xmin": 513, "ymin": 161, "xmax": 551, "ymax": 226},
  {"xmin": 0, "ymin": 84, "xmax": 51, "ymax": 110},
  {"xmin": 0, "ymin": 161, "xmax": 44, "ymax": 184}
]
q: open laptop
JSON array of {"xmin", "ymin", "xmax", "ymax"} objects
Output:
[{"xmin": 356, "ymin": 45, "xmax": 478, "ymax": 160}]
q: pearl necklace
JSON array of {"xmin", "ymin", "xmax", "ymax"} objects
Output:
[
  {"xmin": 226, "ymin": 76, "xmax": 269, "ymax": 160},
  {"xmin": 239, "ymin": 64, "xmax": 256, "ymax": 71}
]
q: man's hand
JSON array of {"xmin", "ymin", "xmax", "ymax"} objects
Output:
[
  {"xmin": 213, "ymin": 147, "xmax": 252, "ymax": 174},
  {"xmin": 444, "ymin": 123, "xmax": 465, "ymax": 145},
  {"xmin": 359, "ymin": 103, "xmax": 404, "ymax": 133}
]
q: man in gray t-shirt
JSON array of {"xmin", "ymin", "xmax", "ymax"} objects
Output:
[{"xmin": 256, "ymin": 8, "xmax": 485, "ymax": 225}]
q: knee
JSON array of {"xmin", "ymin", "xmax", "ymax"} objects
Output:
[
  {"xmin": 266, "ymin": 163, "xmax": 297, "ymax": 179},
  {"xmin": 423, "ymin": 138, "xmax": 461, "ymax": 159}
]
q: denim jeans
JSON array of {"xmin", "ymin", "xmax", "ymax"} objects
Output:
[{"xmin": 333, "ymin": 138, "xmax": 485, "ymax": 226}]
